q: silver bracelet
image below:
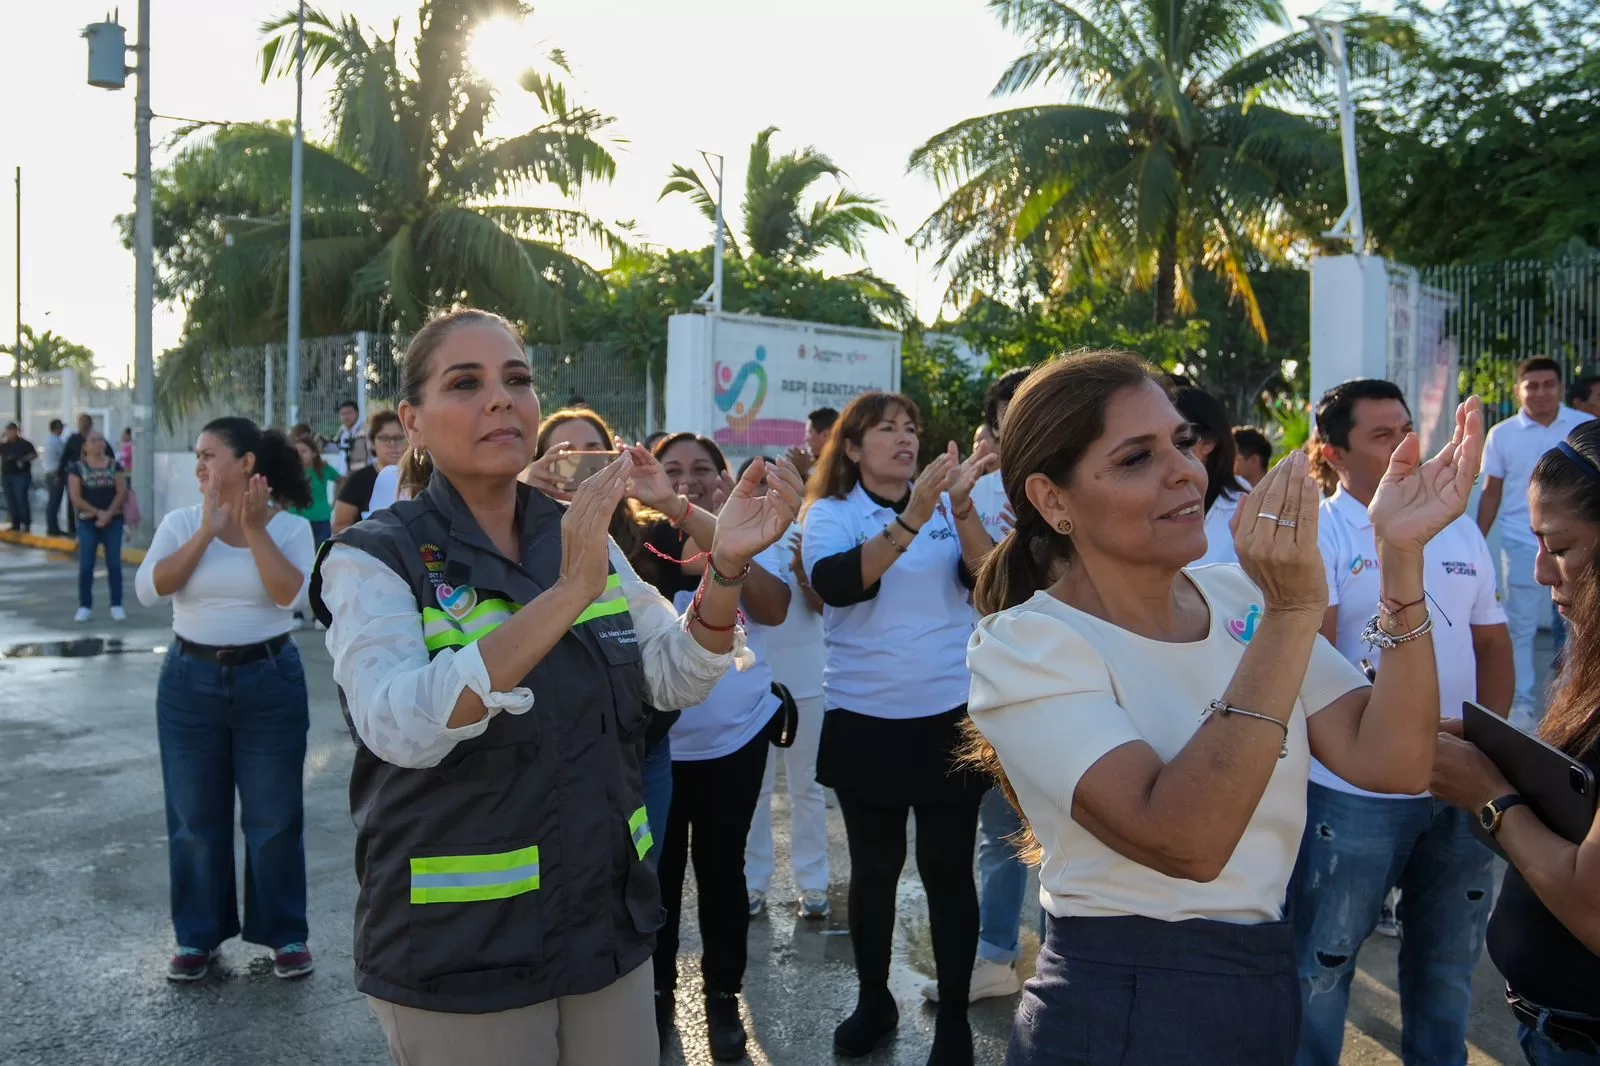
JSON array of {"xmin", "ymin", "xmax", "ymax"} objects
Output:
[
  {"xmin": 1360, "ymin": 611, "xmax": 1433, "ymax": 651},
  {"xmin": 1202, "ymin": 699, "xmax": 1289, "ymax": 759}
]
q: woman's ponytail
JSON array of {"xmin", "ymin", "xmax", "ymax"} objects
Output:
[
  {"xmin": 974, "ymin": 513, "xmax": 1060, "ymax": 616},
  {"xmin": 398, "ymin": 447, "xmax": 434, "ymax": 499}
]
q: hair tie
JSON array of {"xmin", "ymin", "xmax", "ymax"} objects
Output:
[{"xmin": 1556, "ymin": 441, "xmax": 1600, "ymax": 484}]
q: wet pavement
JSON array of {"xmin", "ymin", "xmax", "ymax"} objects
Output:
[{"xmin": 0, "ymin": 542, "xmax": 1526, "ymax": 1065}]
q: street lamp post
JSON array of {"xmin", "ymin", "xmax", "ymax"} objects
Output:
[
  {"xmin": 286, "ymin": 0, "xmax": 305, "ymax": 428},
  {"xmin": 85, "ymin": 5, "xmax": 154, "ymax": 543}
]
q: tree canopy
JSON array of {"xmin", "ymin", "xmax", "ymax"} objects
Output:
[{"xmin": 1, "ymin": 326, "xmax": 98, "ymax": 384}]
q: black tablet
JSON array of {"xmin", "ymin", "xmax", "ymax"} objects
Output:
[{"xmin": 1462, "ymin": 701, "xmax": 1597, "ymax": 860}]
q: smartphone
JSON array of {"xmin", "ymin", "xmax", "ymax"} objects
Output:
[{"xmin": 552, "ymin": 450, "xmax": 617, "ymax": 488}]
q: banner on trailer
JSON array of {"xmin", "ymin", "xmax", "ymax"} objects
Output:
[{"xmin": 705, "ymin": 315, "xmax": 901, "ymax": 449}]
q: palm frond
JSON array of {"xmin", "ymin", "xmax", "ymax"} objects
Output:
[{"xmin": 449, "ymin": 117, "xmax": 618, "ymax": 200}]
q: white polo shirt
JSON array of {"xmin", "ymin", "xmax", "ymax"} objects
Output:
[
  {"xmin": 802, "ymin": 483, "xmax": 974, "ymax": 717},
  {"xmin": 1196, "ymin": 477, "xmax": 1251, "ymax": 567},
  {"xmin": 763, "ymin": 524, "xmax": 825, "ymax": 701},
  {"xmin": 970, "ymin": 470, "xmax": 1011, "ymax": 541},
  {"xmin": 1482, "ymin": 405, "xmax": 1593, "ymax": 547},
  {"xmin": 667, "ymin": 540, "xmax": 788, "ymax": 761},
  {"xmin": 1312, "ymin": 488, "xmax": 1506, "ymax": 799}
]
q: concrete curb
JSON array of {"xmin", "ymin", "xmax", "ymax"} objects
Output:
[{"xmin": 0, "ymin": 529, "xmax": 147, "ymax": 565}]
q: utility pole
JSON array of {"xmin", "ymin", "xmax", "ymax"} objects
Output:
[
  {"xmin": 286, "ymin": 0, "xmax": 305, "ymax": 428},
  {"xmin": 692, "ymin": 151, "xmax": 726, "ymax": 313},
  {"xmin": 1306, "ymin": 17, "xmax": 1366, "ymax": 255},
  {"xmin": 134, "ymin": 0, "xmax": 154, "ymax": 538},
  {"xmin": 13, "ymin": 167, "xmax": 19, "ymax": 424},
  {"xmin": 85, "ymin": 3, "xmax": 155, "ymax": 540}
]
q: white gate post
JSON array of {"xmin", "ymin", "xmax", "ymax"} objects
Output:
[
  {"xmin": 355, "ymin": 331, "xmax": 370, "ymax": 424},
  {"xmin": 264, "ymin": 347, "xmax": 275, "ymax": 427}
]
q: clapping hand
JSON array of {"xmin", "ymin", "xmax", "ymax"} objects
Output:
[
  {"xmin": 1230, "ymin": 451, "xmax": 1328, "ymax": 620},
  {"xmin": 202, "ymin": 485, "xmax": 231, "ymax": 538},
  {"xmin": 1369, "ymin": 396, "xmax": 1485, "ymax": 555},
  {"xmin": 906, "ymin": 447, "xmax": 959, "ymax": 527},
  {"xmin": 621, "ymin": 444, "xmax": 680, "ymax": 513},
  {"xmin": 710, "ymin": 458, "xmax": 805, "ymax": 569},
  {"xmin": 524, "ymin": 442, "xmax": 575, "ymax": 501},
  {"xmin": 947, "ymin": 439, "xmax": 999, "ymax": 513},
  {"xmin": 558, "ymin": 453, "xmax": 633, "ymax": 602},
  {"xmin": 239, "ymin": 475, "xmax": 274, "ymax": 534}
]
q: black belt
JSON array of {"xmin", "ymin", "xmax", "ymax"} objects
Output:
[
  {"xmin": 175, "ymin": 633, "xmax": 291, "ymax": 667},
  {"xmin": 1509, "ymin": 991, "xmax": 1600, "ymax": 1054}
]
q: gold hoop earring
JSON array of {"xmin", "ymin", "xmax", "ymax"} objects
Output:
[{"xmin": 1057, "ymin": 519, "xmax": 1073, "ymax": 535}]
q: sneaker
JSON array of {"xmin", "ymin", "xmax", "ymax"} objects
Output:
[
  {"xmin": 73, "ymin": 607, "xmax": 91, "ymax": 623},
  {"xmin": 1375, "ymin": 894, "xmax": 1401, "ymax": 939},
  {"xmin": 797, "ymin": 889, "xmax": 831, "ymax": 920},
  {"xmin": 272, "ymin": 942, "xmax": 314, "ymax": 979},
  {"xmin": 110, "ymin": 606, "xmax": 126, "ymax": 622},
  {"xmin": 747, "ymin": 889, "xmax": 766, "ymax": 918},
  {"xmin": 167, "ymin": 946, "xmax": 219, "ymax": 982},
  {"xmin": 920, "ymin": 957, "xmax": 1021, "ymax": 1004}
]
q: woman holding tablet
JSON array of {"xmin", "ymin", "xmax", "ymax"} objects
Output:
[
  {"xmin": 966, "ymin": 352, "xmax": 1482, "ymax": 1065},
  {"xmin": 1432, "ymin": 418, "xmax": 1600, "ymax": 1065}
]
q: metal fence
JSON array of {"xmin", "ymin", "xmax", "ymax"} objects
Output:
[
  {"xmin": 157, "ymin": 332, "xmax": 651, "ymax": 449},
  {"xmin": 1425, "ymin": 251, "xmax": 1600, "ymax": 424}
]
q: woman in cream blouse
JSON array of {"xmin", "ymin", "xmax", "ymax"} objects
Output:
[{"xmin": 965, "ymin": 352, "xmax": 1483, "ymax": 1065}]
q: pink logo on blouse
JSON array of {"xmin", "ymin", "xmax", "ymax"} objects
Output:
[{"xmin": 1227, "ymin": 605, "xmax": 1263, "ymax": 644}]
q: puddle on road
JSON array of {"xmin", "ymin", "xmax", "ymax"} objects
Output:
[{"xmin": 0, "ymin": 637, "xmax": 156, "ymax": 659}]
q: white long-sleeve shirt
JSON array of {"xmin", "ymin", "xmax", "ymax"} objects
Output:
[{"xmin": 319, "ymin": 539, "xmax": 747, "ymax": 769}]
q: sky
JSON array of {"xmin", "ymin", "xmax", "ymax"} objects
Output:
[{"xmin": 1, "ymin": 0, "xmax": 1328, "ymax": 380}]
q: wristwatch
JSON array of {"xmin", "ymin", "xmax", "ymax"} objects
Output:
[{"xmin": 1479, "ymin": 794, "xmax": 1528, "ymax": 837}]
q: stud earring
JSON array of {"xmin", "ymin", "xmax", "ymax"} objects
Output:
[{"xmin": 1057, "ymin": 519, "xmax": 1073, "ymax": 535}]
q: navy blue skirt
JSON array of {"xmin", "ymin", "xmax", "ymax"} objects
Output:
[{"xmin": 1009, "ymin": 913, "xmax": 1301, "ymax": 1066}]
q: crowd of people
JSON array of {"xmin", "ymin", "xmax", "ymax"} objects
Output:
[{"xmin": 83, "ymin": 304, "xmax": 1599, "ymax": 1066}]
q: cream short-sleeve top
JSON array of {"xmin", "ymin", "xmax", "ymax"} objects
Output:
[{"xmin": 967, "ymin": 564, "xmax": 1368, "ymax": 924}]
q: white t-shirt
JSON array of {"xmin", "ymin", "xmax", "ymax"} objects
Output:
[
  {"xmin": 763, "ymin": 525, "xmax": 825, "ymax": 700},
  {"xmin": 970, "ymin": 470, "xmax": 1011, "ymax": 541},
  {"xmin": 366, "ymin": 464, "xmax": 402, "ymax": 517},
  {"xmin": 1312, "ymin": 489, "xmax": 1506, "ymax": 798},
  {"xmin": 1482, "ymin": 405, "xmax": 1593, "ymax": 547},
  {"xmin": 967, "ymin": 564, "xmax": 1368, "ymax": 923},
  {"xmin": 802, "ymin": 484, "xmax": 974, "ymax": 717},
  {"xmin": 135, "ymin": 507, "xmax": 315, "ymax": 645},
  {"xmin": 668, "ymin": 541, "xmax": 787, "ymax": 761},
  {"xmin": 1195, "ymin": 477, "xmax": 1250, "ymax": 567}
]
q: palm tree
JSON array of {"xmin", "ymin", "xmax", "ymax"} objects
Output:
[
  {"xmin": 661, "ymin": 127, "xmax": 893, "ymax": 264},
  {"xmin": 910, "ymin": 0, "xmax": 1405, "ymax": 339},
  {"xmin": 1, "ymin": 326, "xmax": 96, "ymax": 384},
  {"xmin": 146, "ymin": 0, "xmax": 621, "ymax": 410}
]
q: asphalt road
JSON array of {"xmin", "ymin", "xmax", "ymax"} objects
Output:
[{"xmin": 0, "ymin": 542, "xmax": 1528, "ymax": 1065}]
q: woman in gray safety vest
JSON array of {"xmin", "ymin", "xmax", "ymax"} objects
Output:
[{"xmin": 309, "ymin": 308, "xmax": 803, "ymax": 1066}]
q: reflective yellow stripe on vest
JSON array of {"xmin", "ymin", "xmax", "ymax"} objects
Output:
[
  {"xmin": 628, "ymin": 806, "xmax": 653, "ymax": 861},
  {"xmin": 573, "ymin": 572, "xmax": 628, "ymax": 627},
  {"xmin": 421, "ymin": 599, "xmax": 519, "ymax": 652},
  {"xmin": 410, "ymin": 844, "xmax": 541, "ymax": 904}
]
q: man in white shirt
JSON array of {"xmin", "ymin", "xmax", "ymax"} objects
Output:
[
  {"xmin": 1476, "ymin": 357, "xmax": 1592, "ymax": 726},
  {"xmin": 41, "ymin": 420, "xmax": 66, "ymax": 536},
  {"xmin": 1292, "ymin": 379, "xmax": 1513, "ymax": 1066},
  {"xmin": 335, "ymin": 400, "xmax": 369, "ymax": 472}
]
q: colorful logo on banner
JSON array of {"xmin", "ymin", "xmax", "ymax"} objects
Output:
[
  {"xmin": 714, "ymin": 346, "xmax": 769, "ymax": 433},
  {"xmin": 1227, "ymin": 604, "xmax": 1263, "ymax": 645}
]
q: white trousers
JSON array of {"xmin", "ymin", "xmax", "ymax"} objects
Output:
[
  {"xmin": 744, "ymin": 693, "xmax": 830, "ymax": 894},
  {"xmin": 1499, "ymin": 539, "xmax": 1551, "ymax": 709}
]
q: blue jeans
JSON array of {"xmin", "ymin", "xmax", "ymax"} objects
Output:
[
  {"xmin": 156, "ymin": 640, "xmax": 310, "ymax": 950},
  {"xmin": 641, "ymin": 733, "xmax": 672, "ymax": 870},
  {"xmin": 977, "ymin": 786, "xmax": 1029, "ymax": 964},
  {"xmin": 3, "ymin": 473, "xmax": 30, "ymax": 528},
  {"xmin": 1292, "ymin": 784, "xmax": 1494, "ymax": 1066},
  {"xmin": 1521, "ymin": 1023, "xmax": 1600, "ymax": 1065},
  {"xmin": 76, "ymin": 519, "xmax": 123, "ymax": 609},
  {"xmin": 309, "ymin": 519, "xmax": 331, "ymax": 548}
]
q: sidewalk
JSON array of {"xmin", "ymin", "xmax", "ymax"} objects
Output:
[{"xmin": 0, "ymin": 526, "xmax": 147, "ymax": 565}]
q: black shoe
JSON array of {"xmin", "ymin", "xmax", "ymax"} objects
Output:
[
  {"xmin": 833, "ymin": 988, "xmax": 898, "ymax": 1057},
  {"xmin": 655, "ymin": 990, "xmax": 675, "ymax": 1053},
  {"xmin": 927, "ymin": 1011, "xmax": 973, "ymax": 1066},
  {"xmin": 705, "ymin": 991, "xmax": 747, "ymax": 1062}
]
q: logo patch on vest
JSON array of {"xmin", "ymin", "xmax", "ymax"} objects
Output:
[
  {"xmin": 419, "ymin": 544, "xmax": 446, "ymax": 573},
  {"xmin": 437, "ymin": 583, "xmax": 478, "ymax": 621}
]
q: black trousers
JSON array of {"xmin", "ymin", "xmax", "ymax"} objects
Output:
[
  {"xmin": 654, "ymin": 723, "xmax": 770, "ymax": 996},
  {"xmin": 46, "ymin": 472, "xmax": 66, "ymax": 534},
  {"xmin": 835, "ymin": 786, "xmax": 982, "ymax": 1010}
]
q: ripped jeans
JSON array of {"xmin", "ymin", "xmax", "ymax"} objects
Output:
[{"xmin": 1290, "ymin": 784, "xmax": 1494, "ymax": 1066}]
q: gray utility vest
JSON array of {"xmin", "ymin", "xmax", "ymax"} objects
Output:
[{"xmin": 308, "ymin": 475, "xmax": 660, "ymax": 1014}]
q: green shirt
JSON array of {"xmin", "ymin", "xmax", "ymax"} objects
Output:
[{"xmin": 293, "ymin": 464, "xmax": 340, "ymax": 523}]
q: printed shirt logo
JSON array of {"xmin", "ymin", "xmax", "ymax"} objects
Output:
[
  {"xmin": 1350, "ymin": 556, "xmax": 1379, "ymax": 576},
  {"xmin": 1442, "ymin": 561, "xmax": 1476, "ymax": 576},
  {"xmin": 1227, "ymin": 604, "xmax": 1263, "ymax": 644},
  {"xmin": 437, "ymin": 583, "xmax": 478, "ymax": 621}
]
